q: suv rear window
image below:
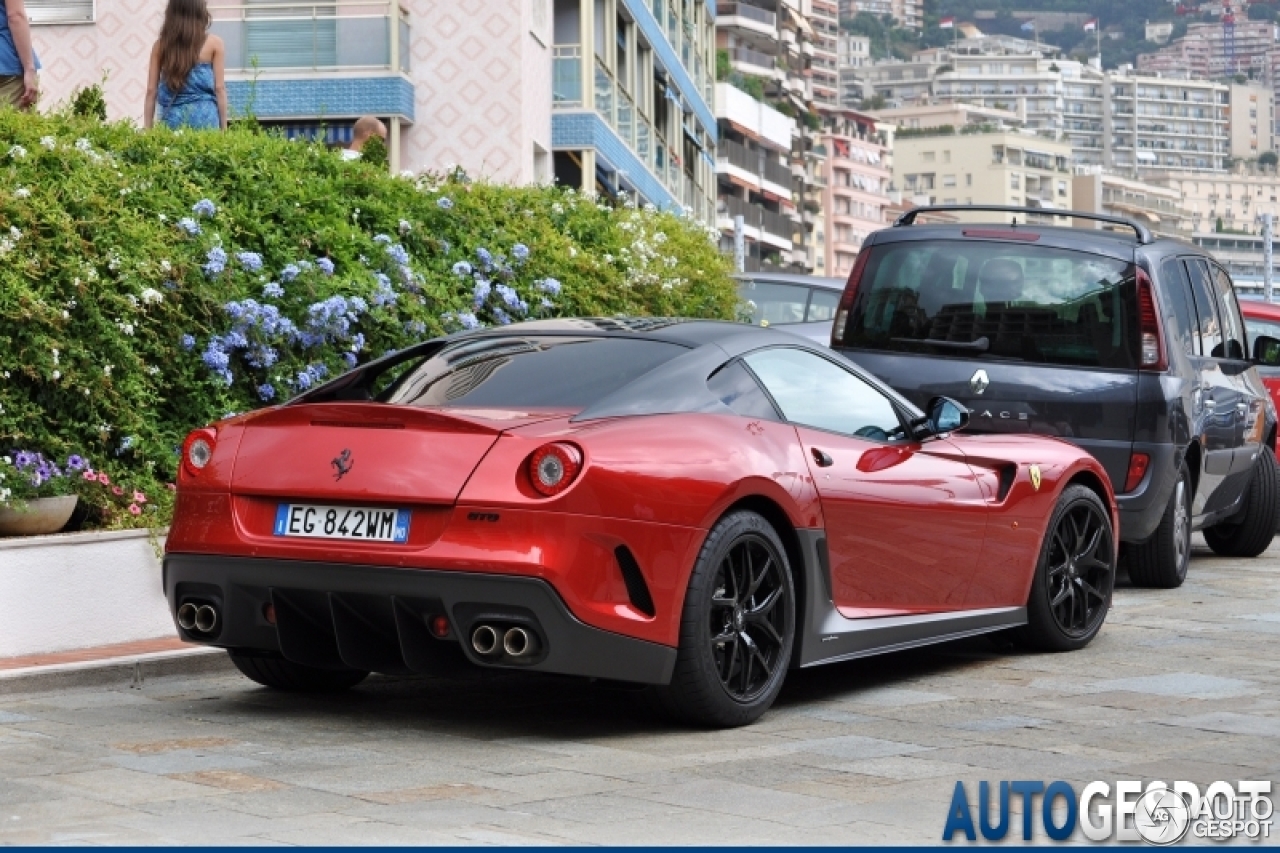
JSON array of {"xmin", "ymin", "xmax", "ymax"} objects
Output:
[
  {"xmin": 376, "ymin": 336, "xmax": 686, "ymax": 409},
  {"xmin": 840, "ymin": 241, "xmax": 1139, "ymax": 369}
]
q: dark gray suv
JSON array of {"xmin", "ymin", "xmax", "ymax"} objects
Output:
[{"xmin": 831, "ymin": 206, "xmax": 1280, "ymax": 588}]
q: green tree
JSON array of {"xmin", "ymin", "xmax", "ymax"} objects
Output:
[{"xmin": 1260, "ymin": 151, "xmax": 1278, "ymax": 168}]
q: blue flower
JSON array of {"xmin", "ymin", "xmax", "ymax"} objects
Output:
[
  {"xmin": 343, "ymin": 352, "xmax": 358, "ymax": 368},
  {"xmin": 473, "ymin": 279, "xmax": 492, "ymax": 306},
  {"xmin": 192, "ymin": 199, "xmax": 216, "ymax": 218},
  {"xmin": 404, "ymin": 320, "xmax": 427, "ymax": 336},
  {"xmin": 374, "ymin": 234, "xmax": 392, "ymax": 244},
  {"xmin": 372, "ymin": 272, "xmax": 397, "ymax": 307},
  {"xmin": 202, "ymin": 344, "xmax": 230, "ymax": 372},
  {"xmin": 120, "ymin": 435, "xmax": 135, "ymax": 450},
  {"xmin": 537, "ymin": 277, "xmax": 562, "ymax": 296},
  {"xmin": 437, "ymin": 197, "xmax": 454, "ymax": 210},
  {"xmin": 475, "ymin": 247, "xmax": 493, "ymax": 270},
  {"xmin": 180, "ymin": 334, "xmax": 196, "ymax": 351},
  {"xmin": 458, "ymin": 311, "xmax": 480, "ymax": 330},
  {"xmin": 350, "ymin": 333, "xmax": 366, "ymax": 353},
  {"xmin": 452, "ymin": 260, "xmax": 473, "ymax": 277},
  {"xmin": 203, "ymin": 246, "xmax": 228, "ymax": 277},
  {"xmin": 386, "ymin": 243, "xmax": 410, "ymax": 266},
  {"xmin": 262, "ymin": 282, "xmax": 284, "ymax": 299},
  {"xmin": 493, "ymin": 307, "xmax": 512, "ymax": 325},
  {"xmin": 177, "ymin": 217, "xmax": 201, "ymax": 236},
  {"xmin": 257, "ymin": 383, "xmax": 276, "ymax": 401},
  {"xmin": 280, "ymin": 264, "xmax": 300, "ymax": 282},
  {"xmin": 13, "ymin": 451, "xmax": 35, "ymax": 469},
  {"xmin": 317, "ymin": 257, "xmax": 335, "ymax": 275},
  {"xmin": 236, "ymin": 252, "xmax": 263, "ymax": 272},
  {"xmin": 295, "ymin": 371, "xmax": 313, "ymax": 390},
  {"xmin": 66, "ymin": 455, "xmax": 86, "ymax": 471},
  {"xmin": 349, "ymin": 296, "xmax": 368, "ymax": 314},
  {"xmin": 495, "ymin": 284, "xmax": 521, "ymax": 309},
  {"xmin": 512, "ymin": 244, "xmax": 529, "ymax": 262}
]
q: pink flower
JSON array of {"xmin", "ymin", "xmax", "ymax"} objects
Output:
[
  {"xmin": 97, "ymin": 472, "xmax": 110, "ymax": 485},
  {"xmin": 82, "ymin": 471, "xmax": 96, "ymax": 481},
  {"xmin": 111, "ymin": 486, "xmax": 123, "ymax": 496},
  {"xmin": 128, "ymin": 504, "xmax": 141, "ymax": 515},
  {"xmin": 133, "ymin": 491, "xmax": 147, "ymax": 503}
]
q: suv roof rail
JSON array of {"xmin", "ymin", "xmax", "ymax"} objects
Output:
[{"xmin": 892, "ymin": 205, "xmax": 1154, "ymax": 245}]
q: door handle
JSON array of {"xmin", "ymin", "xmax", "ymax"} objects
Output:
[{"xmin": 811, "ymin": 448, "xmax": 834, "ymax": 468}]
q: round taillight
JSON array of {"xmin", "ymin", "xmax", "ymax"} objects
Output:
[
  {"xmin": 528, "ymin": 443, "xmax": 583, "ymax": 497},
  {"xmin": 188, "ymin": 438, "xmax": 212, "ymax": 469}
]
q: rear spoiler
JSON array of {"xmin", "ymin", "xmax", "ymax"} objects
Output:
[{"xmin": 893, "ymin": 205, "xmax": 1154, "ymax": 245}]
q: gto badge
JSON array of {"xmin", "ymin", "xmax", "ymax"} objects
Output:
[
  {"xmin": 1029, "ymin": 464, "xmax": 1042, "ymax": 492},
  {"xmin": 331, "ymin": 448, "xmax": 354, "ymax": 481},
  {"xmin": 970, "ymin": 369, "xmax": 990, "ymax": 395}
]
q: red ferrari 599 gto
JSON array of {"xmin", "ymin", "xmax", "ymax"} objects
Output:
[{"xmin": 166, "ymin": 318, "xmax": 1118, "ymax": 727}]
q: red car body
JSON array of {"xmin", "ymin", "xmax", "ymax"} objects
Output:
[
  {"xmin": 165, "ymin": 320, "xmax": 1117, "ymax": 695},
  {"xmin": 1241, "ymin": 299, "xmax": 1280, "ymax": 414}
]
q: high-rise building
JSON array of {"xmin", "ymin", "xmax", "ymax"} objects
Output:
[
  {"xmin": 1229, "ymin": 83, "xmax": 1276, "ymax": 160},
  {"xmin": 838, "ymin": 0, "xmax": 920, "ymax": 31},
  {"xmin": 837, "ymin": 34, "xmax": 871, "ymax": 109},
  {"xmin": 819, "ymin": 110, "xmax": 890, "ymax": 277},
  {"xmin": 1072, "ymin": 170, "xmax": 1193, "ymax": 239},
  {"xmin": 810, "ymin": 0, "xmax": 841, "ymax": 111},
  {"xmin": 1151, "ymin": 166, "xmax": 1280, "ymax": 235}
]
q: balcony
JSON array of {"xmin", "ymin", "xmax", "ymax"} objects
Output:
[
  {"xmin": 729, "ymin": 45, "xmax": 775, "ymax": 76},
  {"xmin": 720, "ymin": 195, "xmax": 793, "ymax": 242},
  {"xmin": 716, "ymin": 2, "xmax": 776, "ymax": 32},
  {"xmin": 210, "ymin": 0, "xmax": 409, "ymax": 73}
]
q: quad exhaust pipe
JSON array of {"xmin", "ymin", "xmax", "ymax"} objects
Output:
[
  {"xmin": 177, "ymin": 602, "xmax": 218, "ymax": 634},
  {"xmin": 470, "ymin": 624, "xmax": 538, "ymax": 659}
]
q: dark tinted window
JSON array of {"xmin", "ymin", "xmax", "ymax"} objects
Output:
[
  {"xmin": 807, "ymin": 289, "xmax": 841, "ymax": 322},
  {"xmin": 1245, "ymin": 314, "xmax": 1280, "ymax": 373},
  {"xmin": 381, "ymin": 337, "xmax": 685, "ymax": 409},
  {"xmin": 743, "ymin": 348, "xmax": 903, "ymax": 440},
  {"xmin": 1159, "ymin": 257, "xmax": 1197, "ymax": 357},
  {"xmin": 1210, "ymin": 264, "xmax": 1247, "ymax": 360},
  {"xmin": 707, "ymin": 361, "xmax": 781, "ymax": 420},
  {"xmin": 739, "ymin": 281, "xmax": 809, "ymax": 326},
  {"xmin": 842, "ymin": 241, "xmax": 1138, "ymax": 369},
  {"xmin": 1185, "ymin": 259, "xmax": 1222, "ymax": 357}
]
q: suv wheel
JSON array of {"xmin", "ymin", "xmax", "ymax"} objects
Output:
[
  {"xmin": 1127, "ymin": 459, "xmax": 1192, "ymax": 589},
  {"xmin": 1203, "ymin": 446, "xmax": 1280, "ymax": 558}
]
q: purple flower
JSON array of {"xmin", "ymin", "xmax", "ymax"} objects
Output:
[
  {"xmin": 475, "ymin": 247, "xmax": 493, "ymax": 269},
  {"xmin": 493, "ymin": 307, "xmax": 512, "ymax": 325},
  {"xmin": 203, "ymin": 246, "xmax": 228, "ymax": 277},
  {"xmin": 537, "ymin": 277, "xmax": 562, "ymax": 296},
  {"xmin": 512, "ymin": 244, "xmax": 529, "ymax": 262},
  {"xmin": 66, "ymin": 455, "xmax": 86, "ymax": 470},
  {"xmin": 177, "ymin": 217, "xmax": 201, "ymax": 236},
  {"xmin": 373, "ymin": 234, "xmax": 391, "ymax": 245},
  {"xmin": 257, "ymin": 383, "xmax": 276, "ymax": 401},
  {"xmin": 452, "ymin": 260, "xmax": 473, "ymax": 277},
  {"xmin": 437, "ymin": 197, "xmax": 454, "ymax": 210},
  {"xmin": 386, "ymin": 243, "xmax": 410, "ymax": 266},
  {"xmin": 192, "ymin": 199, "xmax": 216, "ymax": 218},
  {"xmin": 281, "ymin": 264, "xmax": 300, "ymax": 282},
  {"xmin": 458, "ymin": 311, "xmax": 480, "ymax": 330},
  {"xmin": 180, "ymin": 334, "xmax": 196, "ymax": 350},
  {"xmin": 343, "ymin": 352, "xmax": 358, "ymax": 367},
  {"xmin": 473, "ymin": 278, "xmax": 491, "ymax": 306},
  {"xmin": 236, "ymin": 252, "xmax": 263, "ymax": 272},
  {"xmin": 262, "ymin": 282, "xmax": 284, "ymax": 299},
  {"xmin": 317, "ymin": 257, "xmax": 335, "ymax": 275},
  {"xmin": 495, "ymin": 284, "xmax": 521, "ymax": 309},
  {"xmin": 13, "ymin": 451, "xmax": 35, "ymax": 469}
]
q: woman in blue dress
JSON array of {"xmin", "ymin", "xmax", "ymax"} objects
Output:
[{"xmin": 143, "ymin": 0, "xmax": 226, "ymax": 131}]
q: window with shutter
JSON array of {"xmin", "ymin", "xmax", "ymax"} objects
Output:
[
  {"xmin": 244, "ymin": 0, "xmax": 336, "ymax": 69},
  {"xmin": 27, "ymin": 0, "xmax": 94, "ymax": 25}
]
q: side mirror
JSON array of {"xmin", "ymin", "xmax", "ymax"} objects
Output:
[
  {"xmin": 1254, "ymin": 335, "xmax": 1280, "ymax": 367},
  {"xmin": 926, "ymin": 396, "xmax": 970, "ymax": 436}
]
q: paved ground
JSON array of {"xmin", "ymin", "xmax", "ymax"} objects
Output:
[{"xmin": 2, "ymin": 537, "xmax": 1279, "ymax": 845}]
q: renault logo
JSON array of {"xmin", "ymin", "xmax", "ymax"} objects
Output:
[{"xmin": 970, "ymin": 369, "xmax": 990, "ymax": 395}]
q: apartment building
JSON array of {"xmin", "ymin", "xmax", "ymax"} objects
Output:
[
  {"xmin": 1151, "ymin": 167, "xmax": 1280, "ymax": 234},
  {"xmin": 820, "ymin": 110, "xmax": 889, "ymax": 277},
  {"xmin": 1186, "ymin": 19, "xmax": 1278, "ymax": 78},
  {"xmin": 715, "ymin": 83, "xmax": 799, "ymax": 271},
  {"xmin": 859, "ymin": 58, "xmax": 939, "ymax": 106},
  {"xmin": 810, "ymin": 0, "xmax": 840, "ymax": 111},
  {"xmin": 1108, "ymin": 71, "xmax": 1230, "ymax": 175},
  {"xmin": 869, "ymin": 102, "xmax": 1018, "ymax": 132},
  {"xmin": 892, "ymin": 129, "xmax": 1073, "ymax": 219},
  {"xmin": 837, "ymin": 34, "xmax": 870, "ymax": 109},
  {"xmin": 1137, "ymin": 36, "xmax": 1211, "ymax": 80},
  {"xmin": 1072, "ymin": 170, "xmax": 1193, "ymax": 239},
  {"xmin": 1228, "ymin": 83, "xmax": 1276, "ymax": 159},
  {"xmin": 838, "ymin": 0, "xmax": 921, "ymax": 31}
]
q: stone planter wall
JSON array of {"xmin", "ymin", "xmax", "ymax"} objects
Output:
[{"xmin": 0, "ymin": 529, "xmax": 175, "ymax": 658}]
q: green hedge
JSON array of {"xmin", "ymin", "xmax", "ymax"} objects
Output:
[{"xmin": 0, "ymin": 107, "xmax": 736, "ymax": 527}]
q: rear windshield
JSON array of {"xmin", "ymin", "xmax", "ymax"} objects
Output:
[
  {"xmin": 375, "ymin": 336, "xmax": 685, "ymax": 409},
  {"xmin": 840, "ymin": 241, "xmax": 1139, "ymax": 369},
  {"xmin": 739, "ymin": 280, "xmax": 810, "ymax": 326}
]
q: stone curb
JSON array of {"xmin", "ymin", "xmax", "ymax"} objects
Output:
[{"xmin": 0, "ymin": 647, "xmax": 233, "ymax": 695}]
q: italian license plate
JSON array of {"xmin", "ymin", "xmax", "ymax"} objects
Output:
[{"xmin": 273, "ymin": 504, "xmax": 411, "ymax": 543}]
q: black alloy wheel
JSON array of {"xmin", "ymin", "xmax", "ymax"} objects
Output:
[
  {"xmin": 1044, "ymin": 500, "xmax": 1114, "ymax": 639},
  {"xmin": 708, "ymin": 534, "xmax": 790, "ymax": 703}
]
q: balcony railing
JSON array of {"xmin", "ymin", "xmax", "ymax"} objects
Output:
[
  {"xmin": 716, "ymin": 2, "xmax": 775, "ymax": 27},
  {"xmin": 721, "ymin": 195, "xmax": 792, "ymax": 240},
  {"xmin": 210, "ymin": 0, "xmax": 409, "ymax": 72},
  {"xmin": 729, "ymin": 45, "xmax": 774, "ymax": 71}
]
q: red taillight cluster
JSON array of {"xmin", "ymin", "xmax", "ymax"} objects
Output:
[
  {"xmin": 1136, "ymin": 267, "xmax": 1167, "ymax": 371},
  {"xmin": 831, "ymin": 246, "xmax": 874, "ymax": 345},
  {"xmin": 181, "ymin": 428, "xmax": 217, "ymax": 478},
  {"xmin": 527, "ymin": 442, "xmax": 583, "ymax": 497},
  {"xmin": 1123, "ymin": 452, "xmax": 1151, "ymax": 494}
]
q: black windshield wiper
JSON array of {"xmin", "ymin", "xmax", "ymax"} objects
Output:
[{"xmin": 890, "ymin": 336, "xmax": 990, "ymax": 352}]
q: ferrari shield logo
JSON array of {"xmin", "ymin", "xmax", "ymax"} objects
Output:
[{"xmin": 1029, "ymin": 464, "xmax": 1042, "ymax": 492}]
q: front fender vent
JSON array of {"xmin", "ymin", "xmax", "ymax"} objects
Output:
[{"xmin": 614, "ymin": 546, "xmax": 656, "ymax": 617}]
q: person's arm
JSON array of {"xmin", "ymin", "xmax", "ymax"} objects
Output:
[
  {"xmin": 5, "ymin": 0, "xmax": 38, "ymax": 109},
  {"xmin": 143, "ymin": 42, "xmax": 160, "ymax": 129},
  {"xmin": 210, "ymin": 36, "xmax": 228, "ymax": 130}
]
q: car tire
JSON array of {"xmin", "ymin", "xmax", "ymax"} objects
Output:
[
  {"xmin": 228, "ymin": 651, "xmax": 369, "ymax": 692},
  {"xmin": 649, "ymin": 510, "xmax": 795, "ymax": 728},
  {"xmin": 1016, "ymin": 485, "xmax": 1115, "ymax": 652},
  {"xmin": 1127, "ymin": 459, "xmax": 1192, "ymax": 589},
  {"xmin": 1203, "ymin": 446, "xmax": 1280, "ymax": 558}
]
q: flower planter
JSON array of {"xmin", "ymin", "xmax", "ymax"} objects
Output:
[
  {"xmin": 0, "ymin": 495, "xmax": 79, "ymax": 537},
  {"xmin": 0, "ymin": 528, "xmax": 175, "ymax": 658}
]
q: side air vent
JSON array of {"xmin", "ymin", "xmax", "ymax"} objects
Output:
[
  {"xmin": 996, "ymin": 465, "xmax": 1017, "ymax": 502},
  {"xmin": 614, "ymin": 546, "xmax": 656, "ymax": 617}
]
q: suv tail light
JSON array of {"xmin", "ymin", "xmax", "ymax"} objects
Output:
[
  {"xmin": 1136, "ymin": 266, "xmax": 1167, "ymax": 371},
  {"xmin": 1123, "ymin": 452, "xmax": 1150, "ymax": 493},
  {"xmin": 181, "ymin": 428, "xmax": 217, "ymax": 479},
  {"xmin": 832, "ymin": 246, "xmax": 874, "ymax": 345}
]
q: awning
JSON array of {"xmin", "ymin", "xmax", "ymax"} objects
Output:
[{"xmin": 1136, "ymin": 151, "xmax": 1158, "ymax": 162}]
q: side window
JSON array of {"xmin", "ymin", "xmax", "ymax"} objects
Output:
[
  {"xmin": 1185, "ymin": 259, "xmax": 1221, "ymax": 358},
  {"xmin": 1210, "ymin": 264, "xmax": 1247, "ymax": 360},
  {"xmin": 739, "ymin": 281, "xmax": 809, "ymax": 326},
  {"xmin": 1159, "ymin": 257, "xmax": 1198, "ymax": 357},
  {"xmin": 806, "ymin": 289, "xmax": 841, "ymax": 323},
  {"xmin": 707, "ymin": 361, "xmax": 781, "ymax": 421},
  {"xmin": 742, "ymin": 348, "xmax": 903, "ymax": 440}
]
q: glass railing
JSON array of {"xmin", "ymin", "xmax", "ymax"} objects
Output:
[
  {"xmin": 209, "ymin": 0, "xmax": 410, "ymax": 72},
  {"xmin": 716, "ymin": 2, "xmax": 775, "ymax": 26},
  {"xmin": 553, "ymin": 45, "xmax": 582, "ymax": 108},
  {"xmin": 617, "ymin": 91, "xmax": 635, "ymax": 150},
  {"xmin": 594, "ymin": 60, "xmax": 614, "ymax": 129}
]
